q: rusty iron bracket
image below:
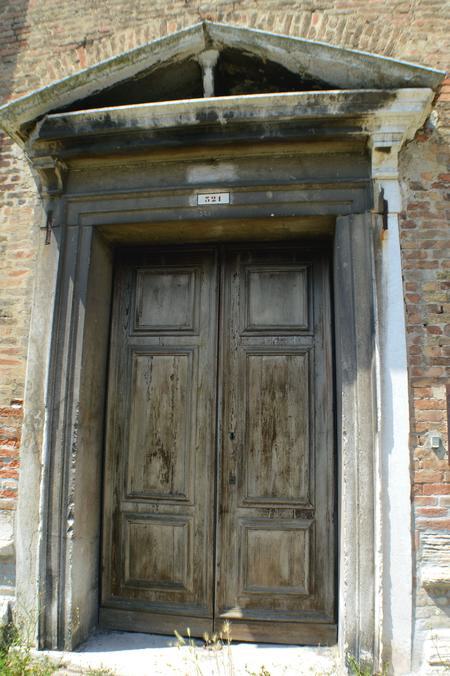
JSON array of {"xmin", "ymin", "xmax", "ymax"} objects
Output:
[{"xmin": 45, "ymin": 210, "xmax": 54, "ymax": 245}]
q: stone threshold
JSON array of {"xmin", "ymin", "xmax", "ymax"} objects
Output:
[{"xmin": 40, "ymin": 630, "xmax": 339, "ymax": 675}]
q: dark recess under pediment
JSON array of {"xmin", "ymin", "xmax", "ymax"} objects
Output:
[
  {"xmin": 214, "ymin": 48, "xmax": 331, "ymax": 96},
  {"xmin": 57, "ymin": 47, "xmax": 333, "ymax": 113}
]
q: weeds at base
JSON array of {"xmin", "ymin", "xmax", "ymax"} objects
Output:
[
  {"xmin": 347, "ymin": 654, "xmax": 389, "ymax": 676},
  {"xmin": 0, "ymin": 621, "xmax": 60, "ymax": 675},
  {"xmin": 175, "ymin": 622, "xmax": 275, "ymax": 676}
]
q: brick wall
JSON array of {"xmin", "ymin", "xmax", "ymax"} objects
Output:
[
  {"xmin": 0, "ymin": 401, "xmax": 20, "ymax": 596},
  {"xmin": 399, "ymin": 86, "xmax": 450, "ymax": 668},
  {"xmin": 0, "ymin": 0, "xmax": 448, "ymax": 668},
  {"xmin": 0, "ymin": 401, "xmax": 21, "ymax": 511}
]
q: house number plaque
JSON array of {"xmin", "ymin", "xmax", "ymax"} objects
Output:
[{"xmin": 197, "ymin": 192, "xmax": 230, "ymax": 205}]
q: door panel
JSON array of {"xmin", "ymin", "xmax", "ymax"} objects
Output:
[
  {"xmin": 101, "ymin": 248, "xmax": 218, "ymax": 634},
  {"xmin": 127, "ymin": 350, "xmax": 193, "ymax": 499},
  {"xmin": 215, "ymin": 246, "xmax": 335, "ymax": 643},
  {"xmin": 244, "ymin": 351, "xmax": 310, "ymax": 502}
]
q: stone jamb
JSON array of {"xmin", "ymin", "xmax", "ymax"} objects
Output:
[
  {"xmin": 333, "ymin": 212, "xmax": 378, "ymax": 671},
  {"xmin": 371, "ymin": 138, "xmax": 413, "ymax": 674}
]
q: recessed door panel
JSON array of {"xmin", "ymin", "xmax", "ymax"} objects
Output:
[
  {"xmin": 127, "ymin": 350, "xmax": 194, "ymax": 499},
  {"xmin": 244, "ymin": 266, "xmax": 309, "ymax": 332},
  {"xmin": 134, "ymin": 268, "xmax": 198, "ymax": 333},
  {"xmin": 123, "ymin": 514, "xmax": 192, "ymax": 591},
  {"xmin": 240, "ymin": 519, "xmax": 311, "ymax": 595},
  {"xmin": 244, "ymin": 350, "xmax": 310, "ymax": 503}
]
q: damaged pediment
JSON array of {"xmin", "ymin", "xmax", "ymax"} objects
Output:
[{"xmin": 0, "ymin": 21, "xmax": 444, "ymax": 146}]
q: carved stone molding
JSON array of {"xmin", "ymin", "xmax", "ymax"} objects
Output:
[
  {"xmin": 369, "ymin": 132, "xmax": 403, "ymax": 215},
  {"xmin": 33, "ymin": 156, "xmax": 67, "ymax": 199}
]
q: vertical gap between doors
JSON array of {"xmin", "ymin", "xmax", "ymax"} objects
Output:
[{"xmin": 212, "ymin": 244, "xmax": 225, "ymax": 630}]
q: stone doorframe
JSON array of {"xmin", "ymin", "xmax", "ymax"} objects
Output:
[
  {"xmin": 17, "ymin": 154, "xmax": 408, "ymax": 674},
  {"xmin": 0, "ymin": 24, "xmax": 443, "ymax": 675}
]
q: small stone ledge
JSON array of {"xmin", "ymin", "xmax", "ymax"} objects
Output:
[
  {"xmin": 0, "ymin": 594, "xmax": 14, "ymax": 626},
  {"xmin": 421, "ymin": 533, "xmax": 450, "ymax": 593},
  {"xmin": 422, "ymin": 566, "xmax": 450, "ymax": 592},
  {"xmin": 0, "ymin": 541, "xmax": 15, "ymax": 560}
]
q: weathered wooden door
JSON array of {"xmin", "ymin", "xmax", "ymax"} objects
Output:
[
  {"xmin": 215, "ymin": 246, "xmax": 335, "ymax": 644},
  {"xmin": 101, "ymin": 248, "xmax": 219, "ymax": 635},
  {"xmin": 101, "ymin": 244, "xmax": 336, "ymax": 643}
]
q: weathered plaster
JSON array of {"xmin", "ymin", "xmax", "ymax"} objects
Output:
[
  {"xmin": 379, "ymin": 213, "xmax": 413, "ymax": 674},
  {"xmin": 370, "ymin": 133, "xmax": 413, "ymax": 674}
]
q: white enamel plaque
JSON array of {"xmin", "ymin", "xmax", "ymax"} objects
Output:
[{"xmin": 197, "ymin": 192, "xmax": 230, "ymax": 205}]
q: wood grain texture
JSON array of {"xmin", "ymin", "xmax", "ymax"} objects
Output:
[
  {"xmin": 134, "ymin": 268, "xmax": 197, "ymax": 333},
  {"xmin": 127, "ymin": 351, "xmax": 192, "ymax": 499},
  {"xmin": 245, "ymin": 266, "xmax": 309, "ymax": 332},
  {"xmin": 334, "ymin": 214, "xmax": 377, "ymax": 659},
  {"xmin": 245, "ymin": 351, "xmax": 310, "ymax": 502}
]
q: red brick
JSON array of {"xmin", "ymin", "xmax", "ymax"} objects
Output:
[
  {"xmin": 422, "ymin": 483, "xmax": 450, "ymax": 496},
  {"xmin": 416, "ymin": 507, "xmax": 448, "ymax": 517},
  {"xmin": 419, "ymin": 458, "xmax": 450, "ymax": 470},
  {"xmin": 414, "ymin": 470, "xmax": 444, "ymax": 483},
  {"xmin": 414, "ymin": 400, "xmax": 446, "ymax": 410},
  {"xmin": 414, "ymin": 496, "xmax": 438, "ymax": 506},
  {"xmin": 416, "ymin": 519, "xmax": 450, "ymax": 530},
  {"xmin": 414, "ymin": 410, "xmax": 446, "ymax": 422}
]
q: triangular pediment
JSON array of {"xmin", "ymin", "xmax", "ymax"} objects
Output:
[{"xmin": 0, "ymin": 21, "xmax": 444, "ymax": 144}]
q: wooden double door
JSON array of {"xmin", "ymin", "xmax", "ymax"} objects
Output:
[{"xmin": 101, "ymin": 244, "xmax": 336, "ymax": 644}]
